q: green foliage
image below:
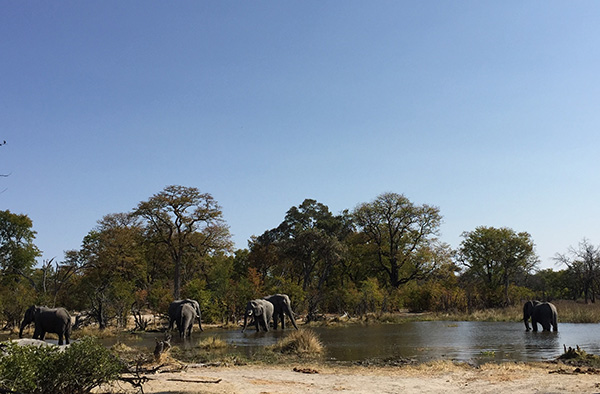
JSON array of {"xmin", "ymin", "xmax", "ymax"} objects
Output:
[
  {"xmin": 0, "ymin": 281, "xmax": 36, "ymax": 329},
  {"xmin": 353, "ymin": 193, "xmax": 444, "ymax": 289},
  {"xmin": 12, "ymin": 188, "xmax": 600, "ymax": 327},
  {"xmin": 147, "ymin": 281, "xmax": 172, "ymax": 314},
  {"xmin": 0, "ymin": 337, "xmax": 124, "ymax": 394},
  {"xmin": 458, "ymin": 226, "xmax": 538, "ymax": 307},
  {"xmin": 358, "ymin": 278, "xmax": 385, "ymax": 314}
]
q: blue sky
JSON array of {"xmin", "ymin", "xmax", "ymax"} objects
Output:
[{"xmin": 2, "ymin": 2, "xmax": 600, "ymax": 270}]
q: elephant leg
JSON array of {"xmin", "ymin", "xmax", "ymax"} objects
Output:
[
  {"xmin": 263, "ymin": 316, "xmax": 269, "ymax": 332},
  {"xmin": 65, "ymin": 332, "xmax": 70, "ymax": 345},
  {"xmin": 58, "ymin": 334, "xmax": 64, "ymax": 345},
  {"xmin": 531, "ymin": 319, "xmax": 538, "ymax": 332},
  {"xmin": 273, "ymin": 313, "xmax": 279, "ymax": 330},
  {"xmin": 40, "ymin": 331, "xmax": 46, "ymax": 340}
]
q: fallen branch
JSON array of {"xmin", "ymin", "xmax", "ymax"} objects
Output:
[{"xmin": 166, "ymin": 378, "xmax": 222, "ymax": 384}]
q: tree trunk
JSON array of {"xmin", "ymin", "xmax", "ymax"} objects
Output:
[{"xmin": 173, "ymin": 254, "xmax": 182, "ymax": 300}]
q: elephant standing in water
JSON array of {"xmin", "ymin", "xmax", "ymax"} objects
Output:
[
  {"xmin": 264, "ymin": 294, "xmax": 298, "ymax": 330},
  {"xmin": 523, "ymin": 300, "xmax": 558, "ymax": 332},
  {"xmin": 168, "ymin": 299, "xmax": 203, "ymax": 333},
  {"xmin": 19, "ymin": 306, "xmax": 72, "ymax": 345},
  {"xmin": 242, "ymin": 299, "xmax": 274, "ymax": 332},
  {"xmin": 175, "ymin": 303, "xmax": 196, "ymax": 339}
]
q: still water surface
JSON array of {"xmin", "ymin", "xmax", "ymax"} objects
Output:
[{"xmin": 105, "ymin": 321, "xmax": 600, "ymax": 364}]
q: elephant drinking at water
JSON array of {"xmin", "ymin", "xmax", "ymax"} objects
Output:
[
  {"xmin": 242, "ymin": 299, "xmax": 274, "ymax": 332},
  {"xmin": 19, "ymin": 305, "xmax": 72, "ymax": 345},
  {"xmin": 523, "ymin": 300, "xmax": 558, "ymax": 332},
  {"xmin": 263, "ymin": 294, "xmax": 298, "ymax": 330}
]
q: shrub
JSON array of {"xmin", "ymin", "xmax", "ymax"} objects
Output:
[{"xmin": 0, "ymin": 337, "xmax": 124, "ymax": 394}]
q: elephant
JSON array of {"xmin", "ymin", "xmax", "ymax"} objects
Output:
[
  {"xmin": 523, "ymin": 300, "xmax": 558, "ymax": 332},
  {"xmin": 263, "ymin": 294, "xmax": 298, "ymax": 330},
  {"xmin": 175, "ymin": 303, "xmax": 196, "ymax": 339},
  {"xmin": 19, "ymin": 305, "xmax": 72, "ymax": 345},
  {"xmin": 242, "ymin": 299, "xmax": 274, "ymax": 332},
  {"xmin": 168, "ymin": 299, "xmax": 203, "ymax": 332}
]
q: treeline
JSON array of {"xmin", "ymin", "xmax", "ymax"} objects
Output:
[{"xmin": 1, "ymin": 185, "xmax": 599, "ymax": 329}]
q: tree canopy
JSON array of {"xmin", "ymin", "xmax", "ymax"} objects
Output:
[
  {"xmin": 352, "ymin": 192, "xmax": 444, "ymax": 288},
  {"xmin": 458, "ymin": 226, "xmax": 538, "ymax": 306},
  {"xmin": 133, "ymin": 185, "xmax": 232, "ymax": 299},
  {"xmin": 4, "ymin": 186, "xmax": 600, "ymax": 329}
]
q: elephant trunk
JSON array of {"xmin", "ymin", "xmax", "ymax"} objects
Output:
[
  {"xmin": 242, "ymin": 309, "xmax": 251, "ymax": 333},
  {"xmin": 19, "ymin": 319, "xmax": 29, "ymax": 338}
]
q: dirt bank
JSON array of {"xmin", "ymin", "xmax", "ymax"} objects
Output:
[{"xmin": 106, "ymin": 361, "xmax": 600, "ymax": 394}]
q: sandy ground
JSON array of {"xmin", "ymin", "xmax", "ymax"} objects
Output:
[{"xmin": 107, "ymin": 362, "xmax": 600, "ymax": 394}]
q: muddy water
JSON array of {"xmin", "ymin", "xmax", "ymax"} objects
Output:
[
  {"xmin": 93, "ymin": 321, "xmax": 600, "ymax": 364},
  {"xmin": 10, "ymin": 321, "xmax": 599, "ymax": 364}
]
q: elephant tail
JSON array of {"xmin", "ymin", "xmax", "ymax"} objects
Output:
[{"xmin": 66, "ymin": 316, "xmax": 73, "ymax": 336}]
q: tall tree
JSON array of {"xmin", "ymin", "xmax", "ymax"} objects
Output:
[
  {"xmin": 0, "ymin": 210, "xmax": 40, "ymax": 282},
  {"xmin": 0, "ymin": 210, "xmax": 40, "ymax": 327},
  {"xmin": 458, "ymin": 226, "xmax": 538, "ymax": 306},
  {"xmin": 249, "ymin": 199, "xmax": 350, "ymax": 321},
  {"xmin": 133, "ymin": 185, "xmax": 232, "ymax": 299},
  {"xmin": 554, "ymin": 238, "xmax": 600, "ymax": 303},
  {"xmin": 352, "ymin": 193, "xmax": 443, "ymax": 288},
  {"xmin": 74, "ymin": 213, "xmax": 147, "ymax": 328}
]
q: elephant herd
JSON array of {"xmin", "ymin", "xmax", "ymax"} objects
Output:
[
  {"xmin": 17, "ymin": 296, "xmax": 556, "ymax": 346},
  {"xmin": 241, "ymin": 294, "xmax": 299, "ymax": 333},
  {"xmin": 18, "ymin": 293, "xmax": 299, "ymax": 345},
  {"xmin": 167, "ymin": 293, "xmax": 299, "ymax": 338}
]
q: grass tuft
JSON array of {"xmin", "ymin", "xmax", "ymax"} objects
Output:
[
  {"xmin": 197, "ymin": 336, "xmax": 227, "ymax": 350},
  {"xmin": 270, "ymin": 329, "xmax": 324, "ymax": 356}
]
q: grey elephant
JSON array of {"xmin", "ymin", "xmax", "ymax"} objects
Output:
[
  {"xmin": 175, "ymin": 303, "xmax": 196, "ymax": 339},
  {"xmin": 19, "ymin": 305, "xmax": 72, "ymax": 345},
  {"xmin": 168, "ymin": 299, "xmax": 203, "ymax": 332},
  {"xmin": 263, "ymin": 294, "xmax": 298, "ymax": 330},
  {"xmin": 242, "ymin": 299, "xmax": 274, "ymax": 332},
  {"xmin": 523, "ymin": 300, "xmax": 558, "ymax": 332}
]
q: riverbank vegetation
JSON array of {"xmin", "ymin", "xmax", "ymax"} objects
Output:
[
  {"xmin": 2, "ymin": 185, "xmax": 600, "ymax": 332},
  {"xmin": 0, "ymin": 337, "xmax": 123, "ymax": 394}
]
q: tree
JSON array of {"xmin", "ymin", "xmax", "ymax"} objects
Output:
[
  {"xmin": 133, "ymin": 185, "xmax": 232, "ymax": 299},
  {"xmin": 0, "ymin": 210, "xmax": 41, "ymax": 326},
  {"xmin": 554, "ymin": 238, "xmax": 600, "ymax": 303},
  {"xmin": 0, "ymin": 210, "xmax": 41, "ymax": 280},
  {"xmin": 74, "ymin": 213, "xmax": 147, "ymax": 328},
  {"xmin": 352, "ymin": 193, "xmax": 443, "ymax": 288},
  {"xmin": 458, "ymin": 226, "xmax": 538, "ymax": 307},
  {"xmin": 248, "ymin": 199, "xmax": 350, "ymax": 320}
]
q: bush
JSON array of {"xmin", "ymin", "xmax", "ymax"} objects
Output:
[{"xmin": 0, "ymin": 337, "xmax": 124, "ymax": 394}]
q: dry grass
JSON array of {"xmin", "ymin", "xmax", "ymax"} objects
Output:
[
  {"xmin": 72, "ymin": 326, "xmax": 121, "ymax": 339},
  {"xmin": 553, "ymin": 300, "xmax": 600, "ymax": 323},
  {"xmin": 270, "ymin": 329, "xmax": 323, "ymax": 355},
  {"xmin": 431, "ymin": 300, "xmax": 600, "ymax": 324},
  {"xmin": 197, "ymin": 336, "xmax": 227, "ymax": 350}
]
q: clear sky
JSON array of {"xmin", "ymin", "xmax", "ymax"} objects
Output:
[{"xmin": 2, "ymin": 2, "xmax": 600, "ymax": 270}]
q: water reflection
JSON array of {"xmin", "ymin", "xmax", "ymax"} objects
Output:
[
  {"xmin": 209, "ymin": 321, "xmax": 600, "ymax": 364},
  {"xmin": 12, "ymin": 321, "xmax": 600, "ymax": 365}
]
